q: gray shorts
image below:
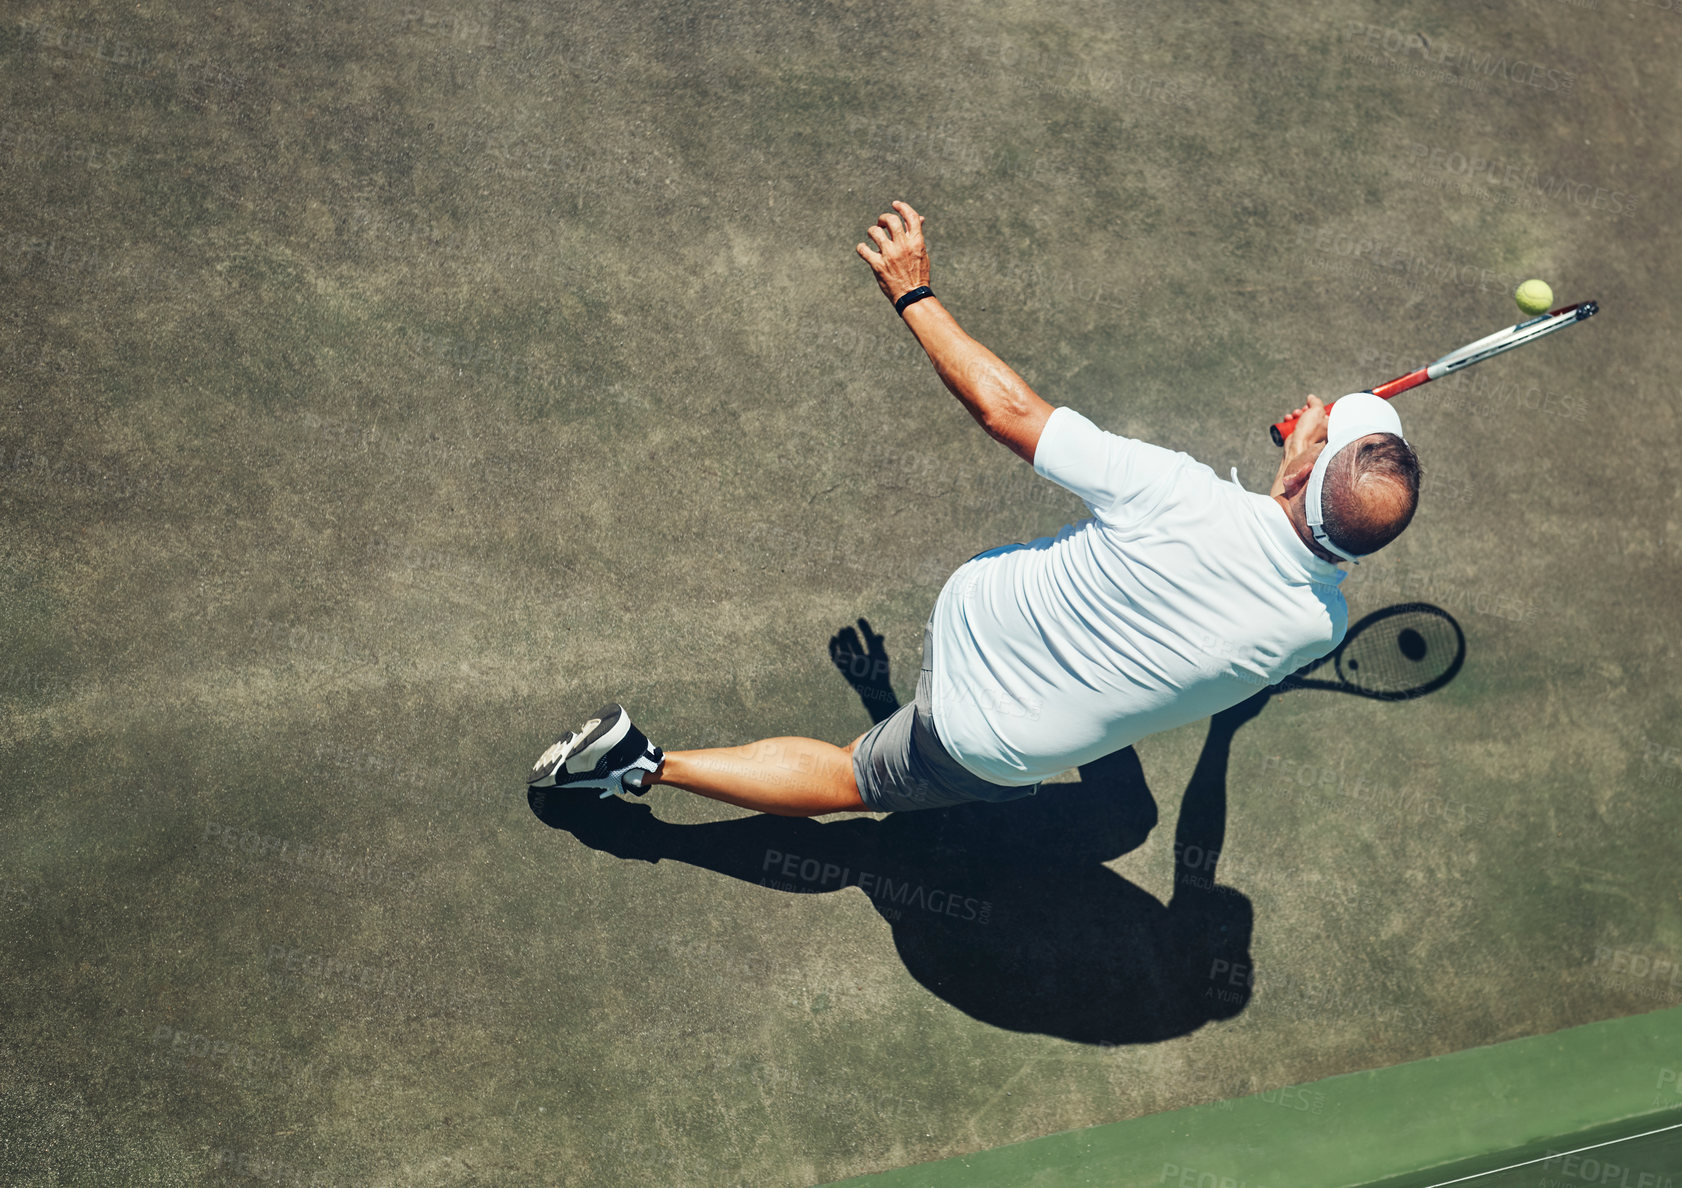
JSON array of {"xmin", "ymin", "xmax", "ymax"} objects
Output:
[{"xmin": 850, "ymin": 615, "xmax": 1042, "ymax": 813}]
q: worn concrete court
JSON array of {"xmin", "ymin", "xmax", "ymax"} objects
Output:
[{"xmin": 2, "ymin": 0, "xmax": 1680, "ymax": 1184}]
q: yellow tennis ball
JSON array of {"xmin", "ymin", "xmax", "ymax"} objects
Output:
[{"xmin": 1515, "ymin": 279, "xmax": 1553, "ymax": 315}]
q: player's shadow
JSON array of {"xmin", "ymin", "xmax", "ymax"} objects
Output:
[
  {"xmin": 530, "ymin": 606, "xmax": 1466, "ymax": 1044},
  {"xmin": 529, "ymin": 617, "xmax": 1271, "ymax": 1045},
  {"xmin": 530, "ymin": 716, "xmax": 1255, "ymax": 1045}
]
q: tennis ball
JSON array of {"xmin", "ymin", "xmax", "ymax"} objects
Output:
[{"xmin": 1515, "ymin": 279, "xmax": 1553, "ymax": 316}]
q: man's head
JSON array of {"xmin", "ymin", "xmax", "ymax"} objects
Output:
[
  {"xmin": 1281, "ymin": 393, "xmax": 1422, "ymax": 563},
  {"xmin": 1317, "ymin": 433, "xmax": 1421, "ymax": 555}
]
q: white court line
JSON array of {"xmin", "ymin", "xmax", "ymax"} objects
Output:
[{"xmin": 1421, "ymin": 1119, "xmax": 1682, "ymax": 1187}]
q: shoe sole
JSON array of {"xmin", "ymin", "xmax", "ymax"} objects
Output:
[{"xmin": 528, "ymin": 704, "xmax": 635, "ymax": 789}]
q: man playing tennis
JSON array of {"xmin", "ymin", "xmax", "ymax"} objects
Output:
[{"xmin": 529, "ymin": 200, "xmax": 1422, "ymax": 816}]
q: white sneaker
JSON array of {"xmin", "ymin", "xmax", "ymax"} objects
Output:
[{"xmin": 528, "ymin": 703, "xmax": 663, "ymax": 798}]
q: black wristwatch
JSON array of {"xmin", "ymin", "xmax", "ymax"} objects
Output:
[{"xmin": 894, "ymin": 286, "xmax": 935, "ymax": 316}]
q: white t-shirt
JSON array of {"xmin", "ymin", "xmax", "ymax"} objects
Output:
[{"xmin": 928, "ymin": 406, "xmax": 1349, "ymax": 786}]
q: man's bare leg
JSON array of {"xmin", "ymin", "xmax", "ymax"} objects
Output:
[{"xmin": 640, "ymin": 734, "xmax": 872, "ymax": 817}]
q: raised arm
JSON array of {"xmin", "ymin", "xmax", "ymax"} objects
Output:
[{"xmin": 856, "ymin": 201, "xmax": 1055, "ymax": 465}]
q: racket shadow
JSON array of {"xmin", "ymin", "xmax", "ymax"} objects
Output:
[{"xmin": 1276, "ymin": 602, "xmax": 1466, "ymax": 701}]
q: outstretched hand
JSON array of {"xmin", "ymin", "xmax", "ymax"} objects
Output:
[{"xmin": 855, "ymin": 200, "xmax": 931, "ymax": 305}]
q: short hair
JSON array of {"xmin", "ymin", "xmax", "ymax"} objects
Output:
[{"xmin": 1321, "ymin": 434, "xmax": 1421, "ymax": 556}]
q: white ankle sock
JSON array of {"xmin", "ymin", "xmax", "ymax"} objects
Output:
[{"xmin": 623, "ymin": 746, "xmax": 662, "ymax": 789}]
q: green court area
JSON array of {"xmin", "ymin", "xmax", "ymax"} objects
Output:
[
  {"xmin": 2, "ymin": 1, "xmax": 1680, "ymax": 1184},
  {"xmin": 823, "ymin": 1004, "xmax": 1682, "ymax": 1186}
]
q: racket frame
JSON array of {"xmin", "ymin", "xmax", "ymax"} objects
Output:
[{"xmin": 1270, "ymin": 300, "xmax": 1599, "ymax": 445}]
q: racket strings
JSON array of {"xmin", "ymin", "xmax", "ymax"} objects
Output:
[{"xmin": 1336, "ymin": 614, "xmax": 1459, "ymax": 697}]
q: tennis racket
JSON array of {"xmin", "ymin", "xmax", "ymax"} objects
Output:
[
  {"xmin": 1276, "ymin": 603, "xmax": 1465, "ymax": 700},
  {"xmin": 1270, "ymin": 300, "xmax": 1599, "ymax": 445}
]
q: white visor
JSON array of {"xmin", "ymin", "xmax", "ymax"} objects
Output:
[{"xmin": 1303, "ymin": 393, "xmax": 1408, "ymax": 565}]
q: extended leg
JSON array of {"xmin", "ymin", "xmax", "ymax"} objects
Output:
[{"xmin": 642, "ymin": 735, "xmax": 869, "ymax": 817}]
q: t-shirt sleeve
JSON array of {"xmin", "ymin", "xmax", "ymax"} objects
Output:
[
  {"xmin": 1032, "ymin": 406, "xmax": 1189, "ymax": 522},
  {"xmin": 1283, "ymin": 592, "xmax": 1349, "ymax": 676}
]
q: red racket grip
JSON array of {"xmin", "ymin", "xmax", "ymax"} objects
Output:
[{"xmin": 1269, "ymin": 370, "xmax": 1429, "ymax": 446}]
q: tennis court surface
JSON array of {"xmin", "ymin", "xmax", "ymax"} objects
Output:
[{"xmin": 3, "ymin": 1, "xmax": 1680, "ymax": 1184}]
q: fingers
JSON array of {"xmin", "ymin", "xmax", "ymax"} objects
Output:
[
  {"xmin": 855, "ymin": 242, "xmax": 880, "ymax": 266},
  {"xmin": 862, "ymin": 201, "xmax": 924, "ymax": 254},
  {"xmin": 1284, "ymin": 395, "xmax": 1326, "ymax": 425}
]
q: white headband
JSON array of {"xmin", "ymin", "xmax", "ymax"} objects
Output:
[{"xmin": 1303, "ymin": 393, "xmax": 1408, "ymax": 565}]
